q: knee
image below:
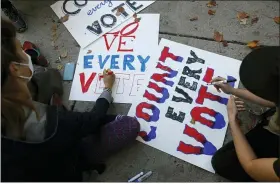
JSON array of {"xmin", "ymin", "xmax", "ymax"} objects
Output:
[{"xmin": 211, "ymin": 149, "xmax": 224, "ymax": 174}]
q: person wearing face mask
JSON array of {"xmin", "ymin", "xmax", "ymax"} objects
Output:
[{"xmin": 1, "ymin": 19, "xmax": 140, "ymax": 182}]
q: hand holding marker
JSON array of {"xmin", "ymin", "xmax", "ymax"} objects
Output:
[
  {"xmin": 207, "ymin": 78, "xmax": 237, "ymax": 85},
  {"xmin": 99, "ymin": 69, "xmax": 114, "ymax": 80}
]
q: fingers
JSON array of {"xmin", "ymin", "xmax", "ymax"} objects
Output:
[
  {"xmin": 214, "ymin": 85, "xmax": 221, "ymax": 93},
  {"xmin": 210, "ymin": 76, "xmax": 226, "ymax": 83},
  {"xmin": 233, "ymin": 96, "xmax": 246, "ymax": 111}
]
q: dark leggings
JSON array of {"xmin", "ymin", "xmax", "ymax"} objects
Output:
[
  {"xmin": 79, "ymin": 114, "xmax": 140, "ymax": 171},
  {"xmin": 211, "ymin": 118, "xmax": 279, "ymax": 181}
]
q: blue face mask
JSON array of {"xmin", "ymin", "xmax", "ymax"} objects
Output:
[{"xmin": 12, "ymin": 51, "xmax": 34, "ymax": 81}]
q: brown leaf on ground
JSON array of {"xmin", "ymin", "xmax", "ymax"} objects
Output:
[
  {"xmin": 240, "ymin": 18, "xmax": 248, "ymax": 25},
  {"xmin": 51, "ymin": 23, "xmax": 57, "ymax": 31},
  {"xmin": 59, "ymin": 14, "xmax": 69, "ymax": 23},
  {"xmin": 117, "ymin": 6, "xmax": 124, "ymax": 13},
  {"xmin": 237, "ymin": 12, "xmax": 249, "ymax": 20},
  {"xmin": 51, "ymin": 41, "xmax": 55, "ymax": 47},
  {"xmin": 247, "ymin": 40, "xmax": 259, "ymax": 49},
  {"xmin": 190, "ymin": 16, "xmax": 198, "ymax": 21},
  {"xmin": 134, "ymin": 17, "xmax": 141, "ymax": 23},
  {"xmin": 190, "ymin": 119, "xmax": 195, "ymax": 124},
  {"xmin": 274, "ymin": 16, "xmax": 280, "ymax": 24},
  {"xmin": 222, "ymin": 40, "xmax": 228, "ymax": 47},
  {"xmin": 206, "ymin": 0, "xmax": 216, "ymax": 7},
  {"xmin": 115, "ymin": 11, "xmax": 121, "ymax": 16},
  {"xmin": 208, "ymin": 9, "xmax": 216, "ymax": 15},
  {"xmin": 87, "ymin": 50, "xmax": 92, "ymax": 54},
  {"xmin": 57, "ymin": 64, "xmax": 63, "ymax": 71},
  {"xmin": 60, "ymin": 49, "xmax": 68, "ymax": 58},
  {"xmin": 133, "ymin": 13, "xmax": 137, "ymax": 18},
  {"xmin": 251, "ymin": 17, "xmax": 259, "ymax": 24},
  {"xmin": 213, "ymin": 30, "xmax": 223, "ymax": 42}
]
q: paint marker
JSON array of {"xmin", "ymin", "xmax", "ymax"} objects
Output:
[
  {"xmin": 128, "ymin": 172, "xmax": 144, "ymax": 182},
  {"xmin": 208, "ymin": 79, "xmax": 237, "ymax": 85},
  {"xmin": 134, "ymin": 171, "xmax": 152, "ymax": 182},
  {"xmin": 99, "ymin": 70, "xmax": 114, "ymax": 80}
]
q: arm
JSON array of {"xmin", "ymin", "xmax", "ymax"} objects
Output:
[
  {"xmin": 210, "ymin": 77, "xmax": 275, "ymax": 108},
  {"xmin": 227, "ymin": 96, "xmax": 279, "ymax": 181},
  {"xmin": 230, "ymin": 121, "xmax": 279, "ymax": 181},
  {"xmin": 56, "ymin": 70, "xmax": 115, "ymax": 137},
  {"xmin": 232, "ymin": 88, "xmax": 275, "ymax": 108}
]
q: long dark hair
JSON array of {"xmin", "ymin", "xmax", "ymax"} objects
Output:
[{"xmin": 1, "ymin": 18, "xmax": 38, "ymax": 139}]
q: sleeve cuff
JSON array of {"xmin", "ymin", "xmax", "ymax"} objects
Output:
[{"xmin": 98, "ymin": 88, "xmax": 113, "ymax": 103}]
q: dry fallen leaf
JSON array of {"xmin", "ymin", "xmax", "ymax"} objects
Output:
[
  {"xmin": 57, "ymin": 64, "xmax": 63, "ymax": 71},
  {"xmin": 206, "ymin": 0, "xmax": 216, "ymax": 7},
  {"xmin": 240, "ymin": 18, "xmax": 248, "ymax": 25},
  {"xmin": 190, "ymin": 119, "xmax": 195, "ymax": 124},
  {"xmin": 208, "ymin": 9, "xmax": 216, "ymax": 15},
  {"xmin": 247, "ymin": 40, "xmax": 259, "ymax": 49},
  {"xmin": 134, "ymin": 17, "xmax": 141, "ymax": 23},
  {"xmin": 59, "ymin": 14, "xmax": 69, "ymax": 23},
  {"xmin": 51, "ymin": 41, "xmax": 55, "ymax": 47},
  {"xmin": 222, "ymin": 40, "xmax": 228, "ymax": 47},
  {"xmin": 274, "ymin": 16, "xmax": 280, "ymax": 24},
  {"xmin": 51, "ymin": 30, "xmax": 57, "ymax": 37},
  {"xmin": 190, "ymin": 16, "xmax": 198, "ymax": 21},
  {"xmin": 117, "ymin": 6, "xmax": 124, "ymax": 13},
  {"xmin": 60, "ymin": 49, "xmax": 68, "ymax": 58},
  {"xmin": 87, "ymin": 50, "xmax": 92, "ymax": 54},
  {"xmin": 213, "ymin": 30, "xmax": 223, "ymax": 42},
  {"xmin": 237, "ymin": 12, "xmax": 249, "ymax": 20},
  {"xmin": 251, "ymin": 17, "xmax": 259, "ymax": 24},
  {"xmin": 51, "ymin": 23, "xmax": 57, "ymax": 31},
  {"xmin": 115, "ymin": 11, "xmax": 121, "ymax": 16},
  {"xmin": 133, "ymin": 13, "xmax": 137, "ymax": 18}
]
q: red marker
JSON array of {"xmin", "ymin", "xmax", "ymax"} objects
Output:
[{"xmin": 99, "ymin": 70, "xmax": 114, "ymax": 80}]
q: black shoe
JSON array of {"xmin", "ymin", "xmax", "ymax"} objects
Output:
[{"xmin": 2, "ymin": 1, "xmax": 27, "ymax": 33}]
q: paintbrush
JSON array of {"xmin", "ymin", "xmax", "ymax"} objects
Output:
[{"xmin": 207, "ymin": 79, "xmax": 237, "ymax": 85}]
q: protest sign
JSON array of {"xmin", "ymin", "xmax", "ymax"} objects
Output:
[
  {"xmin": 51, "ymin": 0, "xmax": 155, "ymax": 48},
  {"xmin": 128, "ymin": 38, "xmax": 241, "ymax": 172},
  {"xmin": 69, "ymin": 14, "xmax": 160, "ymax": 103}
]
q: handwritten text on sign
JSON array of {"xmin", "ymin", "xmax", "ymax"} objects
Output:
[
  {"xmin": 69, "ymin": 14, "xmax": 160, "ymax": 103},
  {"xmin": 51, "ymin": 0, "xmax": 155, "ymax": 48},
  {"xmin": 128, "ymin": 39, "xmax": 241, "ymax": 172}
]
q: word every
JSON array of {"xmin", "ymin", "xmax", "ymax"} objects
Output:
[
  {"xmin": 62, "ymin": 0, "xmax": 144, "ymax": 36},
  {"xmin": 136, "ymin": 47, "xmax": 236, "ymax": 156},
  {"xmin": 83, "ymin": 54, "xmax": 150, "ymax": 72}
]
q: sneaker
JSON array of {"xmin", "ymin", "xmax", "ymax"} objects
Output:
[{"xmin": 23, "ymin": 41, "xmax": 49, "ymax": 67}]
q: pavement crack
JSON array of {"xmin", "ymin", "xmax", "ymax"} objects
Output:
[{"xmin": 159, "ymin": 31, "xmax": 270, "ymax": 46}]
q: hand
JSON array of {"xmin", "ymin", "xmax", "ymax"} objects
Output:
[
  {"xmin": 233, "ymin": 96, "xmax": 246, "ymax": 112},
  {"xmin": 103, "ymin": 69, "xmax": 115, "ymax": 89},
  {"xmin": 227, "ymin": 95, "xmax": 238, "ymax": 122},
  {"xmin": 210, "ymin": 76, "xmax": 234, "ymax": 94}
]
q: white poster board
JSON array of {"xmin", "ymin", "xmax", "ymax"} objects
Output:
[
  {"xmin": 51, "ymin": 0, "xmax": 155, "ymax": 48},
  {"xmin": 128, "ymin": 38, "xmax": 241, "ymax": 172},
  {"xmin": 69, "ymin": 14, "xmax": 160, "ymax": 103}
]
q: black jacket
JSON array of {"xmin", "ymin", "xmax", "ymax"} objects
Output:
[{"xmin": 1, "ymin": 98, "xmax": 109, "ymax": 182}]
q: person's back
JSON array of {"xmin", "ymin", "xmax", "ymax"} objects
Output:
[{"xmin": 1, "ymin": 18, "xmax": 140, "ymax": 182}]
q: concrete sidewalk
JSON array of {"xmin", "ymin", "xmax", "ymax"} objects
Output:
[{"xmin": 5, "ymin": 0, "xmax": 279, "ymax": 182}]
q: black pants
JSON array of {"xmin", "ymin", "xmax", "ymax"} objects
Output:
[{"xmin": 212, "ymin": 115, "xmax": 279, "ymax": 181}]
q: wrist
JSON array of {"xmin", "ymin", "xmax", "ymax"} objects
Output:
[
  {"xmin": 104, "ymin": 86, "xmax": 112, "ymax": 90},
  {"xmin": 229, "ymin": 88, "xmax": 237, "ymax": 95}
]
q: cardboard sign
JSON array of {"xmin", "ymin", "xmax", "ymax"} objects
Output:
[
  {"xmin": 128, "ymin": 38, "xmax": 241, "ymax": 172},
  {"xmin": 69, "ymin": 14, "xmax": 160, "ymax": 103},
  {"xmin": 51, "ymin": 0, "xmax": 155, "ymax": 48}
]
